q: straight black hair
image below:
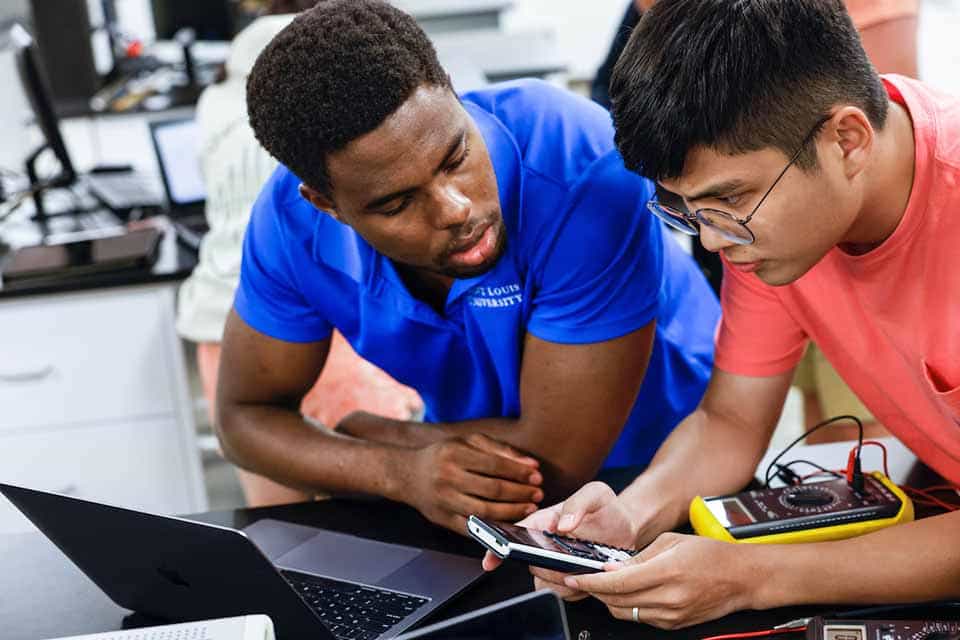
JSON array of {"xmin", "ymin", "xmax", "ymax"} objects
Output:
[{"xmin": 610, "ymin": 0, "xmax": 888, "ymax": 180}]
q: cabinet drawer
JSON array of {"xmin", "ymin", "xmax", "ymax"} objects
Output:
[
  {"xmin": 0, "ymin": 417, "xmax": 206, "ymax": 534},
  {"xmin": 0, "ymin": 287, "xmax": 180, "ymax": 432}
]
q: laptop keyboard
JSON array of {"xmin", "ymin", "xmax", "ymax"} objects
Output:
[
  {"xmin": 87, "ymin": 172, "xmax": 164, "ymax": 211},
  {"xmin": 281, "ymin": 569, "xmax": 429, "ymax": 640}
]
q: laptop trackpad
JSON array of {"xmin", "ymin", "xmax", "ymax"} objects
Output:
[{"xmin": 275, "ymin": 529, "xmax": 422, "ymax": 585}]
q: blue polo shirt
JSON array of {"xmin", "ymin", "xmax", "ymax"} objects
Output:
[{"xmin": 235, "ymin": 79, "xmax": 718, "ymax": 469}]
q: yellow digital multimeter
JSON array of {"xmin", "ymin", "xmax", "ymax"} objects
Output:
[{"xmin": 690, "ymin": 472, "xmax": 913, "ymax": 544}]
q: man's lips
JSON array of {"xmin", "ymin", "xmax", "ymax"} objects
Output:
[
  {"xmin": 447, "ymin": 223, "xmax": 498, "ymax": 267},
  {"xmin": 449, "ymin": 222, "xmax": 491, "ymax": 255}
]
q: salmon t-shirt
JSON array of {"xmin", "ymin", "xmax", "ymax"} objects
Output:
[{"xmin": 715, "ymin": 75, "xmax": 960, "ymax": 485}]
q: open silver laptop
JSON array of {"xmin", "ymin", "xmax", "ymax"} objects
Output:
[{"xmin": 0, "ymin": 483, "xmax": 483, "ymax": 640}]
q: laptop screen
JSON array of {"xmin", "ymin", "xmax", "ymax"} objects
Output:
[
  {"xmin": 395, "ymin": 591, "xmax": 570, "ymax": 640},
  {"xmin": 151, "ymin": 119, "xmax": 205, "ymax": 206}
]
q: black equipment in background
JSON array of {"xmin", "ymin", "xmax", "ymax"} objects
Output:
[
  {"xmin": 151, "ymin": 0, "xmax": 236, "ymax": 41},
  {"xmin": 9, "ymin": 23, "xmax": 77, "ymax": 222},
  {"xmin": 2, "ymin": 227, "xmax": 162, "ymax": 282},
  {"xmin": 27, "ymin": 0, "xmax": 100, "ymax": 107},
  {"xmin": 806, "ymin": 618, "xmax": 960, "ymax": 640}
]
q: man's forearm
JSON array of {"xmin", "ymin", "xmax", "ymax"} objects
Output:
[
  {"xmin": 619, "ymin": 407, "xmax": 772, "ymax": 531},
  {"xmin": 340, "ymin": 412, "xmax": 598, "ymax": 501},
  {"xmin": 751, "ymin": 510, "xmax": 960, "ymax": 608},
  {"xmin": 218, "ymin": 404, "xmax": 409, "ymax": 501}
]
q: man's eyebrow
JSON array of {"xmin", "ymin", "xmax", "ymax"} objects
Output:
[
  {"xmin": 363, "ymin": 129, "xmax": 466, "ymax": 210},
  {"xmin": 686, "ymin": 179, "xmax": 748, "ymax": 202}
]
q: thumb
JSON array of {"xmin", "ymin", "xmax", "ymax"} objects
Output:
[
  {"xmin": 482, "ymin": 551, "xmax": 503, "ymax": 572},
  {"xmin": 556, "ymin": 482, "xmax": 616, "ymax": 533},
  {"xmin": 634, "ymin": 531, "xmax": 684, "ymax": 563}
]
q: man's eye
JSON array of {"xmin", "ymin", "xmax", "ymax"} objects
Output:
[
  {"xmin": 446, "ymin": 145, "xmax": 471, "ymax": 172},
  {"xmin": 718, "ymin": 194, "xmax": 743, "ymax": 207},
  {"xmin": 380, "ymin": 195, "xmax": 413, "ymax": 217}
]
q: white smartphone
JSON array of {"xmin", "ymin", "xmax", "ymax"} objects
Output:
[{"xmin": 467, "ymin": 515, "xmax": 638, "ymax": 574}]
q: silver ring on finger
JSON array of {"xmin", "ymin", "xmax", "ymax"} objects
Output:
[{"xmin": 632, "ymin": 606, "xmax": 639, "ymax": 623}]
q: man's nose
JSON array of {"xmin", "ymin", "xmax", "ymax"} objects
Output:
[
  {"xmin": 431, "ymin": 180, "xmax": 471, "ymax": 229},
  {"xmin": 697, "ymin": 224, "xmax": 734, "ymax": 254}
]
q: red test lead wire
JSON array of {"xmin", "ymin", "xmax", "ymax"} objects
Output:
[{"xmin": 700, "ymin": 627, "xmax": 807, "ymax": 640}]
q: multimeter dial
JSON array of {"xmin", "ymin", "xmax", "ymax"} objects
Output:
[{"xmin": 779, "ymin": 485, "xmax": 840, "ymax": 512}]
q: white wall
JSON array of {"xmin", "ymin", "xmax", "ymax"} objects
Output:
[
  {"xmin": 503, "ymin": 0, "xmax": 627, "ymax": 80},
  {"xmin": 39, "ymin": 1, "xmax": 960, "ymax": 90},
  {"xmin": 2, "ymin": 0, "xmax": 958, "ymax": 179},
  {"xmin": 503, "ymin": 0, "xmax": 960, "ymax": 87},
  {"xmin": 919, "ymin": 0, "xmax": 960, "ymax": 94}
]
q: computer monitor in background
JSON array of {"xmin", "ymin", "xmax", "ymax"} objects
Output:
[
  {"xmin": 149, "ymin": 118, "xmax": 205, "ymax": 209},
  {"xmin": 9, "ymin": 23, "xmax": 78, "ymax": 221},
  {"xmin": 27, "ymin": 0, "xmax": 101, "ymax": 109},
  {"xmin": 150, "ymin": 0, "xmax": 243, "ymax": 41}
]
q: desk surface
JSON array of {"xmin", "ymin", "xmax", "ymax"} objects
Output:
[
  {"xmin": 1, "ymin": 448, "xmax": 948, "ymax": 640},
  {"xmin": 0, "ymin": 447, "xmax": 936, "ymax": 640},
  {"xmin": 0, "ymin": 217, "xmax": 197, "ymax": 300},
  {"xmin": 0, "ymin": 495, "xmax": 824, "ymax": 640}
]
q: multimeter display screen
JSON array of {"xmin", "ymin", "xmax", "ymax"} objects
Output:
[{"xmin": 714, "ymin": 498, "xmax": 757, "ymax": 527}]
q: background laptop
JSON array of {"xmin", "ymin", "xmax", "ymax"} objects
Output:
[
  {"xmin": 394, "ymin": 591, "xmax": 570, "ymax": 640},
  {"xmin": 0, "ymin": 483, "xmax": 483, "ymax": 640},
  {"xmin": 148, "ymin": 118, "xmax": 210, "ymax": 249}
]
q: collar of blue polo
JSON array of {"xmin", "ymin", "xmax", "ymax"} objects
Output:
[{"xmin": 309, "ymin": 100, "xmax": 524, "ymax": 310}]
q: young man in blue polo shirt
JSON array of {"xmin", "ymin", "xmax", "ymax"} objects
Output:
[{"xmin": 216, "ymin": 0, "xmax": 718, "ymax": 534}]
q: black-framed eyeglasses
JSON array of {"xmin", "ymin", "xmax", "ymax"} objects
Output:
[{"xmin": 647, "ymin": 116, "xmax": 830, "ymax": 246}]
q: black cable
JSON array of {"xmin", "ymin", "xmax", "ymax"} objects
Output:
[
  {"xmin": 775, "ymin": 459, "xmax": 844, "ymax": 484},
  {"xmin": 764, "ymin": 415, "xmax": 864, "ymax": 488},
  {"xmin": 0, "ymin": 190, "xmax": 33, "ymax": 223}
]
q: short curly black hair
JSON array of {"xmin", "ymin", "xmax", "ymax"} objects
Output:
[{"xmin": 247, "ymin": 0, "xmax": 450, "ymax": 196}]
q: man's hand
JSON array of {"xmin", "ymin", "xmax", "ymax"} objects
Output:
[
  {"xmin": 563, "ymin": 533, "xmax": 756, "ymax": 629},
  {"xmin": 395, "ymin": 434, "xmax": 544, "ymax": 535},
  {"xmin": 482, "ymin": 481, "xmax": 642, "ymax": 600}
]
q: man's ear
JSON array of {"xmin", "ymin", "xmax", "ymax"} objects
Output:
[
  {"xmin": 298, "ymin": 183, "xmax": 342, "ymax": 222},
  {"xmin": 830, "ymin": 107, "xmax": 874, "ymax": 182}
]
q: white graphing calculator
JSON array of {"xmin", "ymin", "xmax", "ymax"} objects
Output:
[{"xmin": 467, "ymin": 515, "xmax": 638, "ymax": 574}]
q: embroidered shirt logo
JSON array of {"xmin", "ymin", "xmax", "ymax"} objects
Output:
[{"xmin": 469, "ymin": 283, "xmax": 523, "ymax": 308}]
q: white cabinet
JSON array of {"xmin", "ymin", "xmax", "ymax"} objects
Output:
[{"xmin": 0, "ymin": 284, "xmax": 207, "ymax": 534}]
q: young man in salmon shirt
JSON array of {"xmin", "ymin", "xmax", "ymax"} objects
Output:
[{"xmin": 485, "ymin": 0, "xmax": 960, "ymax": 627}]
